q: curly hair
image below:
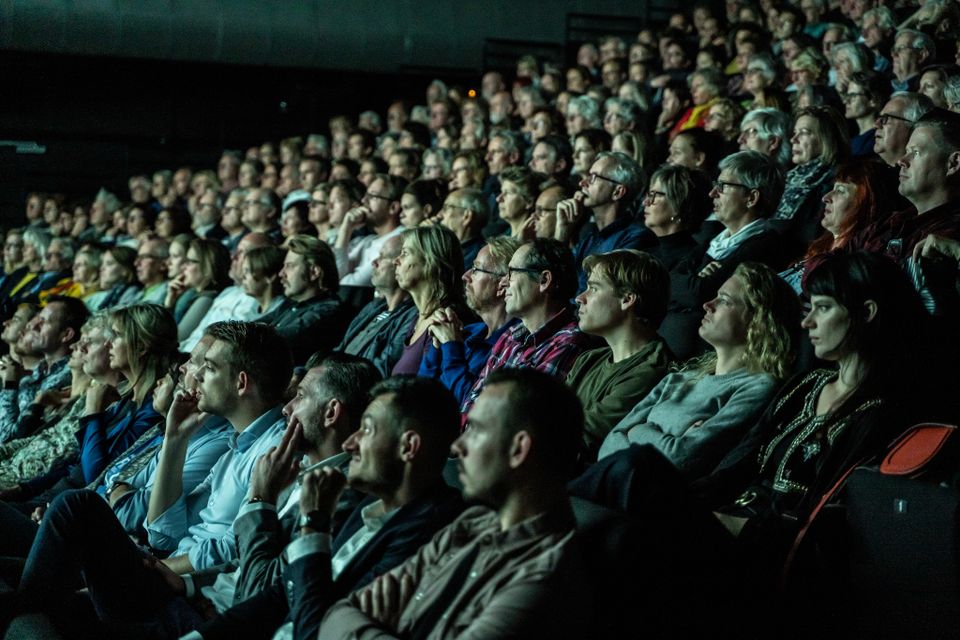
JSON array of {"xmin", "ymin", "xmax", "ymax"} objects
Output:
[{"xmin": 688, "ymin": 262, "xmax": 801, "ymax": 379}]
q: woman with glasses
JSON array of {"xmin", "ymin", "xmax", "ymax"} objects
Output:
[
  {"xmin": 841, "ymin": 71, "xmax": 890, "ymax": 157},
  {"xmin": 773, "ymin": 105, "xmax": 849, "ymax": 251},
  {"xmin": 390, "ymin": 225, "xmax": 472, "ymax": 375},
  {"xmin": 0, "ymin": 304, "xmax": 179, "ymax": 556},
  {"xmin": 662, "ymin": 151, "xmax": 787, "ymax": 360},
  {"xmin": 165, "ymin": 238, "xmax": 231, "ymax": 342},
  {"xmin": 644, "ymin": 164, "xmax": 715, "ymax": 271}
]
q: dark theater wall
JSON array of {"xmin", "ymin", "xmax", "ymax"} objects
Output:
[{"xmin": 0, "ymin": 0, "xmax": 670, "ymax": 223}]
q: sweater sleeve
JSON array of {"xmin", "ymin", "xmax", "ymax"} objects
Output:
[
  {"xmin": 79, "ymin": 402, "xmax": 160, "ymax": 483},
  {"xmin": 621, "ymin": 373, "xmax": 777, "ymax": 478},
  {"xmin": 597, "ymin": 375, "xmax": 673, "ymax": 459}
]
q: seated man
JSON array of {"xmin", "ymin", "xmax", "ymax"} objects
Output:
[
  {"xmin": 258, "ymin": 235, "xmax": 347, "ymax": 365},
  {"xmin": 0, "ymin": 296, "xmax": 87, "ymax": 444},
  {"xmin": 567, "ymin": 250, "xmax": 674, "ymax": 459},
  {"xmin": 460, "ymin": 238, "xmax": 591, "ymax": 419},
  {"xmin": 1, "ymin": 321, "xmax": 292, "ymax": 634},
  {"xmin": 335, "ymin": 173, "xmax": 406, "ymax": 288},
  {"xmin": 336, "ymin": 235, "xmax": 417, "ymax": 376},
  {"xmin": 419, "ymin": 236, "xmax": 520, "ymax": 405},
  {"xmin": 319, "ymin": 368, "xmax": 589, "ymax": 638},
  {"xmin": 186, "ymin": 375, "xmax": 465, "ymax": 640},
  {"xmin": 134, "ymin": 237, "xmax": 170, "ymax": 305}
]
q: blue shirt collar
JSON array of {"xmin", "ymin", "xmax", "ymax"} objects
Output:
[{"xmin": 232, "ymin": 405, "xmax": 285, "ymax": 453}]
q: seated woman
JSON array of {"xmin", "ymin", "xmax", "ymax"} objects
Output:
[
  {"xmin": 779, "ymin": 158, "xmax": 895, "ymax": 293},
  {"xmin": 772, "ymin": 105, "xmax": 849, "ymax": 252},
  {"xmin": 742, "ymin": 53, "xmax": 791, "ymax": 112},
  {"xmin": 86, "ymin": 245, "xmax": 141, "ymax": 311},
  {"xmin": 843, "ymin": 71, "xmax": 890, "ymax": 157},
  {"xmin": 391, "ymin": 225, "xmax": 471, "ymax": 375},
  {"xmin": 495, "ymin": 166, "xmax": 539, "ymax": 239},
  {"xmin": 643, "ymin": 164, "xmax": 714, "ymax": 271},
  {"xmin": 0, "ymin": 304, "xmax": 179, "ymax": 557},
  {"xmin": 39, "ymin": 245, "xmax": 101, "ymax": 306},
  {"xmin": 400, "ymin": 179, "xmax": 448, "ymax": 228},
  {"xmin": 165, "ymin": 238, "xmax": 231, "ymax": 342},
  {"xmin": 671, "ymin": 67, "xmax": 725, "ymax": 137},
  {"xmin": 240, "ymin": 245, "xmax": 286, "ymax": 318},
  {"xmin": 662, "ymin": 151, "xmax": 787, "ymax": 359},
  {"xmin": 598, "ymin": 262, "xmax": 800, "ymax": 479}
]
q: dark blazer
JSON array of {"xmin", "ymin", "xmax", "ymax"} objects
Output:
[{"xmin": 198, "ymin": 483, "xmax": 464, "ymax": 640}]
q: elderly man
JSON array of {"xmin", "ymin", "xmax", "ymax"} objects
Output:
[
  {"xmin": 438, "ymin": 188, "xmax": 487, "ymax": 267},
  {"xmin": 890, "ymin": 29, "xmax": 935, "ymax": 92},
  {"xmin": 419, "ymin": 236, "xmax": 521, "ymax": 404}
]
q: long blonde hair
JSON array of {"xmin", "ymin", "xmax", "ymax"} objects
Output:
[{"xmin": 109, "ymin": 303, "xmax": 179, "ymax": 405}]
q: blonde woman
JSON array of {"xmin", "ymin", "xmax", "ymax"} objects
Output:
[
  {"xmin": 598, "ymin": 262, "xmax": 800, "ymax": 479},
  {"xmin": 165, "ymin": 238, "xmax": 231, "ymax": 341},
  {"xmin": 391, "ymin": 225, "xmax": 470, "ymax": 375}
]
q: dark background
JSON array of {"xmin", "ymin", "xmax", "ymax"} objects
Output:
[{"xmin": 0, "ymin": 0, "xmax": 674, "ymax": 225}]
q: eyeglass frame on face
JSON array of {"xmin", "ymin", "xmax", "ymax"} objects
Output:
[
  {"xmin": 586, "ymin": 172, "xmax": 622, "ymax": 186},
  {"xmin": 362, "ymin": 191, "xmax": 391, "ymax": 203},
  {"xmin": 712, "ymin": 179, "xmax": 753, "ymax": 194},
  {"xmin": 892, "ymin": 44, "xmax": 921, "ymax": 56},
  {"xmin": 876, "ymin": 112, "xmax": 912, "ymax": 127},
  {"xmin": 644, "ymin": 189, "xmax": 668, "ymax": 204},
  {"xmin": 467, "ymin": 264, "xmax": 505, "ymax": 279},
  {"xmin": 504, "ymin": 266, "xmax": 543, "ymax": 281}
]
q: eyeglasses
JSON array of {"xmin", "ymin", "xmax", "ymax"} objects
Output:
[
  {"xmin": 644, "ymin": 190, "xmax": 667, "ymax": 203},
  {"xmin": 363, "ymin": 191, "xmax": 391, "ymax": 202},
  {"xmin": 712, "ymin": 180, "xmax": 752, "ymax": 194},
  {"xmin": 842, "ymin": 91, "xmax": 868, "ymax": 101},
  {"xmin": 468, "ymin": 265, "xmax": 505, "ymax": 279},
  {"xmin": 892, "ymin": 44, "xmax": 920, "ymax": 55},
  {"xmin": 534, "ymin": 206, "xmax": 557, "ymax": 215},
  {"xmin": 876, "ymin": 113, "xmax": 912, "ymax": 127},
  {"xmin": 506, "ymin": 266, "xmax": 543, "ymax": 280},
  {"xmin": 586, "ymin": 172, "xmax": 621, "ymax": 186}
]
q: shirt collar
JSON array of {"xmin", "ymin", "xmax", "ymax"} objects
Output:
[
  {"xmin": 233, "ymin": 405, "xmax": 285, "ymax": 452},
  {"xmin": 360, "ymin": 499, "xmax": 398, "ymax": 532},
  {"xmin": 511, "ymin": 307, "xmax": 577, "ymax": 347}
]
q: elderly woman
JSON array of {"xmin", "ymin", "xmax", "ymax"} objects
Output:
[
  {"xmin": 495, "ymin": 167, "xmax": 539, "ymax": 239},
  {"xmin": 829, "ymin": 42, "xmax": 872, "ymax": 94},
  {"xmin": 671, "ymin": 67, "xmax": 724, "ymax": 137},
  {"xmin": 743, "ymin": 53, "xmax": 790, "ymax": 112},
  {"xmin": 788, "ymin": 47, "xmax": 829, "ymax": 93},
  {"xmin": 390, "ymin": 225, "xmax": 471, "ymax": 375},
  {"xmin": 704, "ymin": 98, "xmax": 746, "ymax": 145},
  {"xmin": 773, "ymin": 105, "xmax": 849, "ymax": 250},
  {"xmin": 663, "ymin": 151, "xmax": 787, "ymax": 359},
  {"xmin": 165, "ymin": 238, "xmax": 231, "ymax": 341},
  {"xmin": 644, "ymin": 165, "xmax": 715, "ymax": 270},
  {"xmin": 566, "ymin": 95, "xmax": 603, "ymax": 139}
]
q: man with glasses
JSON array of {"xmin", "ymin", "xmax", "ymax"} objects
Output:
[
  {"xmin": 335, "ymin": 173, "xmax": 407, "ymax": 289},
  {"xmin": 240, "ymin": 188, "xmax": 282, "ymax": 244},
  {"xmin": 439, "ymin": 188, "xmax": 487, "ymax": 267},
  {"xmin": 738, "ymin": 108, "xmax": 793, "ymax": 168},
  {"xmin": 194, "ymin": 190, "xmax": 227, "ymax": 241},
  {"xmin": 533, "ymin": 182, "xmax": 570, "ymax": 240},
  {"xmin": 556, "ymin": 151, "xmax": 652, "ymax": 292},
  {"xmin": 460, "ymin": 238, "xmax": 590, "ymax": 419},
  {"xmin": 891, "ymin": 29, "xmax": 935, "ymax": 92},
  {"xmin": 483, "ymin": 130, "xmax": 524, "ymax": 236},
  {"xmin": 419, "ymin": 236, "xmax": 521, "ymax": 405},
  {"xmin": 874, "ymin": 92, "xmax": 934, "ymax": 167},
  {"xmin": 134, "ymin": 238, "xmax": 170, "ymax": 305}
]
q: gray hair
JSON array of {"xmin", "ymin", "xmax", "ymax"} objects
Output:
[
  {"xmin": 688, "ymin": 67, "xmax": 724, "ymax": 95},
  {"xmin": 50, "ymin": 237, "xmax": 76, "ymax": 263},
  {"xmin": 895, "ymin": 28, "xmax": 936, "ymax": 61},
  {"xmin": 742, "ymin": 108, "xmax": 794, "ymax": 167},
  {"xmin": 568, "ymin": 95, "xmax": 602, "ymax": 128},
  {"xmin": 516, "ymin": 85, "xmax": 546, "ymax": 108},
  {"xmin": 717, "ymin": 151, "xmax": 785, "ymax": 217},
  {"xmin": 423, "ymin": 148, "xmax": 453, "ymax": 175},
  {"xmin": 603, "ymin": 97, "xmax": 642, "ymax": 126},
  {"xmin": 746, "ymin": 53, "xmax": 778, "ymax": 85},
  {"xmin": 890, "ymin": 91, "xmax": 936, "ymax": 122},
  {"xmin": 489, "ymin": 129, "xmax": 523, "ymax": 155},
  {"xmin": 94, "ymin": 188, "xmax": 121, "ymax": 215},
  {"xmin": 831, "ymin": 42, "xmax": 870, "ymax": 73},
  {"xmin": 359, "ymin": 110, "xmax": 382, "ymax": 130},
  {"xmin": 863, "ymin": 6, "xmax": 897, "ymax": 31},
  {"xmin": 944, "ymin": 76, "xmax": 960, "ymax": 111},
  {"xmin": 22, "ymin": 228, "xmax": 51, "ymax": 262},
  {"xmin": 594, "ymin": 151, "xmax": 646, "ymax": 198}
]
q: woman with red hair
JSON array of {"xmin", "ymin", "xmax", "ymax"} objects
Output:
[{"xmin": 779, "ymin": 158, "xmax": 892, "ymax": 293}]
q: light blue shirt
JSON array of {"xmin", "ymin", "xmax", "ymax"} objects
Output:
[
  {"xmin": 145, "ymin": 406, "xmax": 285, "ymax": 570},
  {"xmin": 179, "ymin": 286, "xmax": 260, "ymax": 352},
  {"xmin": 110, "ymin": 417, "xmax": 233, "ymax": 539}
]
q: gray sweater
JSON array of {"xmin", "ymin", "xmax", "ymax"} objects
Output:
[{"xmin": 597, "ymin": 367, "xmax": 777, "ymax": 478}]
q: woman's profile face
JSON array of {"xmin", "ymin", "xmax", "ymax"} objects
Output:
[
  {"xmin": 821, "ymin": 180, "xmax": 856, "ymax": 236},
  {"xmin": 802, "ymin": 294, "xmax": 852, "ymax": 361},
  {"xmin": 394, "ymin": 238, "xmax": 426, "ymax": 292},
  {"xmin": 698, "ymin": 275, "xmax": 750, "ymax": 349}
]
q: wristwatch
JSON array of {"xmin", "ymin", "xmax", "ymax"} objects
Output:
[{"xmin": 298, "ymin": 510, "xmax": 332, "ymax": 533}]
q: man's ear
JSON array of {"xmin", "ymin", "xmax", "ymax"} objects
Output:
[
  {"xmin": 310, "ymin": 264, "xmax": 324, "ymax": 285},
  {"xmin": 863, "ymin": 299, "xmax": 878, "ymax": 323},
  {"xmin": 324, "ymin": 398, "xmax": 342, "ymax": 428},
  {"xmin": 620, "ymin": 292, "xmax": 638, "ymax": 312},
  {"xmin": 237, "ymin": 370, "xmax": 251, "ymax": 397},
  {"xmin": 508, "ymin": 430, "xmax": 533, "ymax": 469},
  {"xmin": 60, "ymin": 327, "xmax": 76, "ymax": 347},
  {"xmin": 538, "ymin": 269, "xmax": 555, "ymax": 293},
  {"xmin": 694, "ymin": 151, "xmax": 706, "ymax": 169},
  {"xmin": 611, "ymin": 184, "xmax": 627, "ymax": 202},
  {"xmin": 946, "ymin": 151, "xmax": 960, "ymax": 177},
  {"xmin": 399, "ymin": 430, "xmax": 422, "ymax": 462}
]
